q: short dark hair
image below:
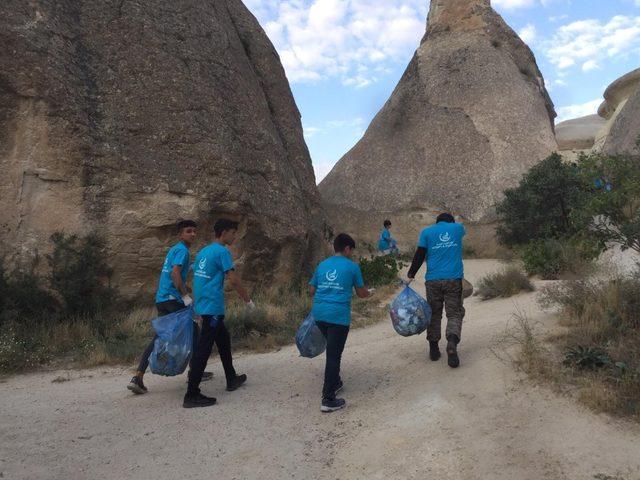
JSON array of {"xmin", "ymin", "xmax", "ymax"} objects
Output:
[
  {"xmin": 333, "ymin": 233, "xmax": 356, "ymax": 253},
  {"xmin": 177, "ymin": 219, "xmax": 198, "ymax": 232},
  {"xmin": 214, "ymin": 218, "xmax": 239, "ymax": 237},
  {"xmin": 436, "ymin": 213, "xmax": 455, "ymax": 223},
  {"xmin": 383, "ymin": 220, "xmax": 392, "ymax": 227}
]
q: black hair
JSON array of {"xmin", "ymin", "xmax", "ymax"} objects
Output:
[
  {"xmin": 177, "ymin": 219, "xmax": 198, "ymax": 233},
  {"xmin": 333, "ymin": 233, "xmax": 356, "ymax": 253},
  {"xmin": 214, "ymin": 218, "xmax": 239, "ymax": 237},
  {"xmin": 436, "ymin": 213, "xmax": 455, "ymax": 223},
  {"xmin": 383, "ymin": 220, "xmax": 392, "ymax": 228}
]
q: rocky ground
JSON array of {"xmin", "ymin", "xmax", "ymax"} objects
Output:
[{"xmin": 1, "ymin": 260, "xmax": 639, "ymax": 480}]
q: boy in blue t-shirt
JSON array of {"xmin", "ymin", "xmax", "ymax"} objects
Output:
[
  {"xmin": 128, "ymin": 220, "xmax": 213, "ymax": 394},
  {"xmin": 378, "ymin": 219, "xmax": 399, "ymax": 254},
  {"xmin": 309, "ymin": 233, "xmax": 372, "ymax": 413},
  {"xmin": 407, "ymin": 213, "xmax": 466, "ymax": 368},
  {"xmin": 184, "ymin": 218, "xmax": 255, "ymax": 409}
]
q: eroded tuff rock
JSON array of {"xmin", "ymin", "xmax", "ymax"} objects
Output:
[
  {"xmin": 595, "ymin": 68, "xmax": 640, "ymax": 155},
  {"xmin": 0, "ymin": 0, "xmax": 328, "ymax": 296},
  {"xmin": 319, "ymin": 0, "xmax": 556, "ymax": 249}
]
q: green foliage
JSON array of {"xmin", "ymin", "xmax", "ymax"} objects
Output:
[
  {"xmin": 564, "ymin": 345, "xmax": 611, "ymax": 369},
  {"xmin": 475, "ymin": 267, "xmax": 534, "ymax": 300},
  {"xmin": 578, "ymin": 153, "xmax": 640, "ymax": 253},
  {"xmin": 496, "ymin": 153, "xmax": 591, "ymax": 247},
  {"xmin": 358, "ymin": 254, "xmax": 404, "ymax": 287},
  {"xmin": 0, "ymin": 261, "xmax": 58, "ymax": 326},
  {"xmin": 521, "ymin": 238, "xmax": 599, "ymax": 279},
  {"xmin": 48, "ymin": 233, "xmax": 116, "ymax": 317}
]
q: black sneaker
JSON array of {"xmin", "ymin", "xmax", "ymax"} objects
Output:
[
  {"xmin": 186, "ymin": 371, "xmax": 213, "ymax": 383},
  {"xmin": 335, "ymin": 380, "xmax": 344, "ymax": 395},
  {"xmin": 321, "ymin": 397, "xmax": 346, "ymax": 413},
  {"xmin": 429, "ymin": 341, "xmax": 441, "ymax": 361},
  {"xmin": 447, "ymin": 341, "xmax": 460, "ymax": 368},
  {"xmin": 127, "ymin": 376, "xmax": 148, "ymax": 394},
  {"xmin": 183, "ymin": 393, "xmax": 217, "ymax": 408},
  {"xmin": 226, "ymin": 374, "xmax": 247, "ymax": 392}
]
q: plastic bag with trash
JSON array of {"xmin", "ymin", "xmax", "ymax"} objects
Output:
[
  {"xmin": 389, "ymin": 285, "xmax": 432, "ymax": 337},
  {"xmin": 149, "ymin": 307, "xmax": 194, "ymax": 376},
  {"xmin": 295, "ymin": 313, "xmax": 326, "ymax": 358}
]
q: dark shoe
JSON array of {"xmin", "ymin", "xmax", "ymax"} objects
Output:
[
  {"xmin": 335, "ymin": 380, "xmax": 344, "ymax": 395},
  {"xmin": 186, "ymin": 371, "xmax": 213, "ymax": 383},
  {"xmin": 429, "ymin": 341, "xmax": 441, "ymax": 361},
  {"xmin": 321, "ymin": 397, "xmax": 346, "ymax": 413},
  {"xmin": 447, "ymin": 341, "xmax": 460, "ymax": 368},
  {"xmin": 183, "ymin": 393, "xmax": 217, "ymax": 408},
  {"xmin": 127, "ymin": 376, "xmax": 148, "ymax": 395},
  {"xmin": 226, "ymin": 374, "xmax": 247, "ymax": 392}
]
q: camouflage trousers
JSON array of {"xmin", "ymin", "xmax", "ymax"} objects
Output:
[{"xmin": 425, "ymin": 279, "xmax": 465, "ymax": 343}]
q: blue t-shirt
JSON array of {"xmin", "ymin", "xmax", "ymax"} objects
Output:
[
  {"xmin": 155, "ymin": 242, "xmax": 190, "ymax": 303},
  {"xmin": 193, "ymin": 243, "xmax": 235, "ymax": 316},
  {"xmin": 417, "ymin": 222, "xmax": 466, "ymax": 281},
  {"xmin": 309, "ymin": 256, "xmax": 365, "ymax": 326},
  {"xmin": 378, "ymin": 228, "xmax": 392, "ymax": 251}
]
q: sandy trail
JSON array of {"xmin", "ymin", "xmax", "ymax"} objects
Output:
[{"xmin": 1, "ymin": 259, "xmax": 639, "ymax": 480}]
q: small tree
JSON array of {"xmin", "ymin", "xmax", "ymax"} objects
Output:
[
  {"xmin": 496, "ymin": 153, "xmax": 591, "ymax": 247},
  {"xmin": 578, "ymin": 153, "xmax": 640, "ymax": 253},
  {"xmin": 48, "ymin": 233, "xmax": 116, "ymax": 317}
]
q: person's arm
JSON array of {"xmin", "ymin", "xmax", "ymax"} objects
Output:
[
  {"xmin": 355, "ymin": 286, "xmax": 371, "ymax": 299},
  {"xmin": 309, "ymin": 285, "xmax": 316, "ymax": 296},
  {"xmin": 407, "ymin": 247, "xmax": 426, "ymax": 279},
  {"xmin": 170, "ymin": 265, "xmax": 189, "ymax": 297},
  {"xmin": 226, "ymin": 270, "xmax": 252, "ymax": 305},
  {"xmin": 354, "ymin": 265, "xmax": 371, "ymax": 299}
]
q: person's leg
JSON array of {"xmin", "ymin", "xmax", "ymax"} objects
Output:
[
  {"xmin": 137, "ymin": 300, "xmax": 185, "ymax": 375},
  {"xmin": 211, "ymin": 317, "xmax": 242, "ymax": 388},
  {"xmin": 443, "ymin": 279, "xmax": 465, "ymax": 368},
  {"xmin": 426, "ymin": 281, "xmax": 445, "ymax": 342},
  {"xmin": 320, "ymin": 322, "xmax": 349, "ymax": 400},
  {"xmin": 186, "ymin": 315, "xmax": 217, "ymax": 397}
]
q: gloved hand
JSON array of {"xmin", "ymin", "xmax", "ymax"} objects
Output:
[
  {"xmin": 367, "ymin": 288, "xmax": 376, "ymax": 296},
  {"xmin": 182, "ymin": 294, "xmax": 193, "ymax": 307},
  {"xmin": 246, "ymin": 300, "xmax": 256, "ymax": 310}
]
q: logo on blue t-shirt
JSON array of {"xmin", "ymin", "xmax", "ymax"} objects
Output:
[{"xmin": 326, "ymin": 269, "xmax": 338, "ymax": 282}]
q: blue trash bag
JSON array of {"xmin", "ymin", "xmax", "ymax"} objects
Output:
[
  {"xmin": 389, "ymin": 285, "xmax": 432, "ymax": 337},
  {"xmin": 149, "ymin": 307, "xmax": 195, "ymax": 376},
  {"xmin": 295, "ymin": 313, "xmax": 326, "ymax": 358}
]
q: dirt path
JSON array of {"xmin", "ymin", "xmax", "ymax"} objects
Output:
[{"xmin": 1, "ymin": 260, "xmax": 639, "ymax": 480}]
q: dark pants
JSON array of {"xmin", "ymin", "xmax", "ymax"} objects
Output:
[
  {"xmin": 136, "ymin": 300, "xmax": 196, "ymax": 373},
  {"xmin": 316, "ymin": 321, "xmax": 350, "ymax": 400},
  {"xmin": 187, "ymin": 315, "xmax": 236, "ymax": 396},
  {"xmin": 425, "ymin": 279, "xmax": 465, "ymax": 344}
]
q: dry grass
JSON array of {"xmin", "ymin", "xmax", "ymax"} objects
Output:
[{"xmin": 475, "ymin": 267, "xmax": 535, "ymax": 301}]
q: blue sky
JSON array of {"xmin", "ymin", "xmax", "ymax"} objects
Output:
[{"xmin": 243, "ymin": 0, "xmax": 640, "ymax": 182}]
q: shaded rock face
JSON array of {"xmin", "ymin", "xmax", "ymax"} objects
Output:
[
  {"xmin": 0, "ymin": 0, "xmax": 328, "ymax": 296},
  {"xmin": 319, "ymin": 0, "xmax": 556, "ymax": 248},
  {"xmin": 595, "ymin": 68, "xmax": 640, "ymax": 155}
]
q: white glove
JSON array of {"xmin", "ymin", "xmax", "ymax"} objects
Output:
[
  {"xmin": 182, "ymin": 294, "xmax": 193, "ymax": 307},
  {"xmin": 367, "ymin": 288, "xmax": 376, "ymax": 296},
  {"xmin": 401, "ymin": 275, "xmax": 414, "ymax": 286},
  {"xmin": 246, "ymin": 300, "xmax": 256, "ymax": 310}
]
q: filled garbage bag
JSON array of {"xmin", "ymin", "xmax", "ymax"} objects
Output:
[
  {"xmin": 295, "ymin": 313, "xmax": 326, "ymax": 358},
  {"xmin": 389, "ymin": 285, "xmax": 432, "ymax": 337},
  {"xmin": 149, "ymin": 307, "xmax": 194, "ymax": 376}
]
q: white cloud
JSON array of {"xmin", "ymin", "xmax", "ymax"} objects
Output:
[
  {"xmin": 313, "ymin": 158, "xmax": 338, "ymax": 182},
  {"xmin": 555, "ymin": 98, "xmax": 603, "ymax": 123},
  {"xmin": 245, "ymin": 0, "xmax": 428, "ymax": 86},
  {"xmin": 493, "ymin": 0, "xmax": 536, "ymax": 8},
  {"xmin": 519, "ymin": 24, "xmax": 537, "ymax": 43},
  {"xmin": 304, "ymin": 126, "xmax": 323, "ymax": 138},
  {"xmin": 545, "ymin": 16, "xmax": 640, "ymax": 71},
  {"xmin": 326, "ymin": 118, "xmax": 364, "ymax": 128}
]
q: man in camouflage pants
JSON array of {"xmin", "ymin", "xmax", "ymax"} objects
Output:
[{"xmin": 407, "ymin": 213, "xmax": 466, "ymax": 368}]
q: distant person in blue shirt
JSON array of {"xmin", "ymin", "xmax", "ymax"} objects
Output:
[
  {"xmin": 184, "ymin": 218, "xmax": 255, "ymax": 409},
  {"xmin": 127, "ymin": 220, "xmax": 212, "ymax": 394},
  {"xmin": 309, "ymin": 233, "xmax": 372, "ymax": 413},
  {"xmin": 378, "ymin": 219, "xmax": 399, "ymax": 254},
  {"xmin": 406, "ymin": 213, "xmax": 466, "ymax": 368}
]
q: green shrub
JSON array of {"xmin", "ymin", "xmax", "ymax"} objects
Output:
[
  {"xmin": 496, "ymin": 153, "xmax": 591, "ymax": 247},
  {"xmin": 475, "ymin": 267, "xmax": 534, "ymax": 300},
  {"xmin": 564, "ymin": 345, "xmax": 611, "ymax": 369},
  {"xmin": 358, "ymin": 254, "xmax": 404, "ymax": 286},
  {"xmin": 521, "ymin": 238, "xmax": 599, "ymax": 279},
  {"xmin": 48, "ymin": 233, "xmax": 117, "ymax": 318}
]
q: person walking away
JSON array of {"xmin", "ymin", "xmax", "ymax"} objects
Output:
[
  {"xmin": 184, "ymin": 218, "xmax": 254, "ymax": 408},
  {"xmin": 127, "ymin": 219, "xmax": 212, "ymax": 394},
  {"xmin": 406, "ymin": 213, "xmax": 466, "ymax": 368},
  {"xmin": 378, "ymin": 220, "xmax": 399, "ymax": 255},
  {"xmin": 309, "ymin": 233, "xmax": 372, "ymax": 413}
]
